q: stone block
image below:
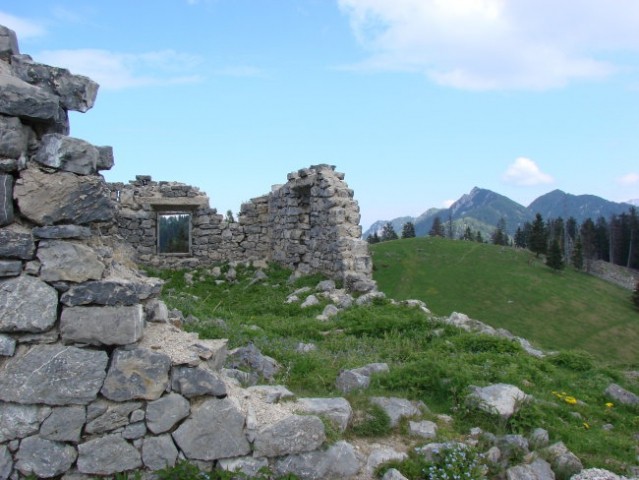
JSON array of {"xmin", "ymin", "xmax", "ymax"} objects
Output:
[
  {"xmin": 0, "ymin": 227, "xmax": 34, "ymax": 259},
  {"xmin": 252, "ymin": 415, "xmax": 325, "ymax": 458},
  {"xmin": 32, "ymin": 224, "xmax": 92, "ymax": 239},
  {"xmin": 61, "ymin": 304, "xmax": 144, "ymax": 346},
  {"xmin": 35, "ymin": 133, "xmax": 99, "ymax": 175},
  {"xmin": 0, "ymin": 260, "xmax": 21, "ymax": 277},
  {"xmin": 0, "ymin": 70, "xmax": 61, "ymax": 121},
  {"xmin": 146, "ymin": 393, "xmax": 190, "ymax": 434},
  {"xmin": 15, "ymin": 436, "xmax": 77, "ymax": 478},
  {"xmin": 142, "ymin": 435, "xmax": 179, "ymax": 471},
  {"xmin": 38, "ymin": 240, "xmax": 105, "ymax": 282},
  {"xmin": 40, "ymin": 406, "xmax": 86, "ymax": 443},
  {"xmin": 0, "ymin": 275, "xmax": 58, "ymax": 333},
  {"xmin": 0, "ymin": 403, "xmax": 51, "ymax": 442},
  {"xmin": 171, "ymin": 365, "xmax": 227, "ymax": 398},
  {"xmin": 0, "ymin": 26, "xmax": 19, "ymax": 60},
  {"xmin": 77, "ymin": 434, "xmax": 142, "ymax": 475},
  {"xmin": 0, "ymin": 115, "xmax": 28, "ymax": 159}
]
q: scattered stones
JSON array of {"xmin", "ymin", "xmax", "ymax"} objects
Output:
[
  {"xmin": 316, "ymin": 303, "xmax": 339, "ymax": 321},
  {"xmin": 604, "ymin": 383, "xmax": 639, "ymax": 406},
  {"xmin": 274, "ymin": 440, "xmax": 361, "ymax": 480},
  {"xmin": 366, "ymin": 447, "xmax": 408, "ymax": 475},
  {"xmin": 226, "ymin": 343, "xmax": 280, "ymax": 384},
  {"xmin": 247, "ymin": 385, "xmax": 295, "ymax": 404},
  {"xmin": 467, "ymin": 384, "xmax": 530, "ymax": 419},
  {"xmin": 544, "ymin": 442, "xmax": 583, "ymax": 479},
  {"xmin": 505, "ymin": 458, "xmax": 554, "ymax": 480},
  {"xmin": 295, "ymin": 342, "xmax": 317, "ymax": 353},
  {"xmin": 301, "ymin": 294, "xmax": 320, "ymax": 308}
]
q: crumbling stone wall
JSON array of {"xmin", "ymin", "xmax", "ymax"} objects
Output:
[
  {"xmin": 108, "ymin": 165, "xmax": 373, "ymax": 289},
  {"xmin": 0, "ymin": 25, "xmax": 372, "ymax": 479}
]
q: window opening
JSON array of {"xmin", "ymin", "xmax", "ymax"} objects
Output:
[{"xmin": 158, "ymin": 212, "xmax": 191, "ymax": 254}]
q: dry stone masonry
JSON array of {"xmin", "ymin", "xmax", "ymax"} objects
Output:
[{"xmin": 0, "ymin": 24, "xmax": 378, "ymax": 479}]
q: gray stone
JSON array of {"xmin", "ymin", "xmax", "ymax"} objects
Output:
[
  {"xmin": 172, "ymin": 398, "xmax": 251, "ymax": 461},
  {"xmin": 467, "ymin": 384, "xmax": 530, "ymax": 419},
  {"xmin": 383, "ymin": 468, "xmax": 410, "ymax": 480},
  {"xmin": 295, "ymin": 397, "xmax": 352, "ymax": 432},
  {"xmin": 101, "ymin": 347, "xmax": 171, "ymax": 401},
  {"xmin": 35, "ymin": 134, "xmax": 99, "ymax": 175},
  {"xmin": 316, "ymin": 279, "xmax": 336, "ymax": 292},
  {"xmin": 295, "ymin": 342, "xmax": 317, "ymax": 353},
  {"xmin": 0, "ymin": 158, "xmax": 19, "ymax": 173},
  {"xmin": 544, "ymin": 442, "xmax": 583, "ymax": 479},
  {"xmin": 96, "ymin": 146, "xmax": 114, "ymax": 171},
  {"xmin": 247, "ymin": 385, "xmax": 295, "ymax": 404},
  {"xmin": 301, "ymin": 294, "xmax": 320, "ymax": 308},
  {"xmin": 409, "ymin": 420, "xmax": 438, "ymax": 439},
  {"xmin": 85, "ymin": 401, "xmax": 142, "ymax": 434},
  {"xmin": 11, "ymin": 54, "xmax": 99, "ymax": 113},
  {"xmin": 274, "ymin": 440, "xmax": 361, "ymax": 480},
  {"xmin": 61, "ymin": 281, "xmax": 145, "ymax": 306},
  {"xmin": 38, "ymin": 240, "xmax": 105, "ymax": 283},
  {"xmin": 529, "ymin": 428, "xmax": 550, "ymax": 450},
  {"xmin": 366, "ymin": 447, "xmax": 408, "ymax": 475},
  {"xmin": 0, "ymin": 116, "xmax": 28, "ymax": 159},
  {"xmin": 142, "ymin": 435, "xmax": 179, "ymax": 471},
  {"xmin": 40, "ymin": 406, "xmax": 86, "ymax": 442},
  {"xmin": 146, "ymin": 393, "xmax": 191, "ymax": 434},
  {"xmin": 506, "ymin": 458, "xmax": 555, "ymax": 480},
  {"xmin": 0, "ymin": 403, "xmax": 51, "ymax": 442},
  {"xmin": 16, "ymin": 436, "xmax": 77, "ymax": 478},
  {"xmin": 0, "ymin": 344, "xmax": 108, "ymax": 405},
  {"xmin": 0, "ymin": 26, "xmax": 19, "ymax": 60},
  {"xmin": 61, "ymin": 304, "xmax": 144, "ymax": 346},
  {"xmin": 226, "ymin": 343, "xmax": 280, "ymax": 383},
  {"xmin": 355, "ymin": 291, "xmax": 386, "ymax": 305},
  {"xmin": 123, "ymin": 422, "xmax": 147, "ymax": 440},
  {"xmin": 0, "ymin": 261, "xmax": 21, "ymax": 277},
  {"xmin": 0, "ymin": 334, "xmax": 15, "ymax": 356},
  {"xmin": 0, "ymin": 175, "xmax": 12, "ymax": 227},
  {"xmin": 171, "ymin": 365, "xmax": 227, "ymax": 398},
  {"xmin": 77, "ymin": 434, "xmax": 142, "ymax": 475},
  {"xmin": 336, "ymin": 362, "xmax": 389, "ymax": 393},
  {"xmin": 498, "ymin": 434, "xmax": 530, "ymax": 461},
  {"xmin": 370, "ymin": 397, "xmax": 423, "ymax": 427},
  {"xmin": 14, "ymin": 168, "xmax": 115, "ymax": 226},
  {"xmin": 572, "ymin": 468, "xmax": 623, "ymax": 480},
  {"xmin": 32, "ymin": 225, "xmax": 92, "ymax": 239},
  {"xmin": 253, "ymin": 415, "xmax": 325, "ymax": 458},
  {"xmin": 146, "ymin": 298, "xmax": 169, "ymax": 322},
  {"xmin": 604, "ymin": 383, "xmax": 639, "ymax": 406},
  {"xmin": 0, "ymin": 71, "xmax": 61, "ymax": 122},
  {"xmin": 0, "ymin": 445, "xmax": 12, "ymax": 480},
  {"xmin": 317, "ymin": 303, "xmax": 339, "ymax": 321},
  {"xmin": 0, "ymin": 275, "xmax": 57, "ymax": 333},
  {"xmin": 0, "ymin": 228, "xmax": 34, "ymax": 259},
  {"xmin": 218, "ymin": 457, "xmax": 269, "ymax": 478}
]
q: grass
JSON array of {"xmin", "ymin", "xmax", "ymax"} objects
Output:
[
  {"xmin": 151, "ymin": 259, "xmax": 639, "ymax": 477},
  {"xmin": 370, "ymin": 236, "xmax": 639, "ymax": 367}
]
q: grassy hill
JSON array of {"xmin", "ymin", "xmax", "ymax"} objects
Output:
[{"xmin": 371, "ymin": 237, "xmax": 639, "ymax": 367}]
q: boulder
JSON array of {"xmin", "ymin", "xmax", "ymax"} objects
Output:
[
  {"xmin": 96, "ymin": 145, "xmax": 114, "ymax": 171},
  {"xmin": 171, "ymin": 365, "xmax": 227, "ymax": 398},
  {"xmin": 77, "ymin": 434, "xmax": 142, "ymax": 475},
  {"xmin": 467, "ymin": 384, "xmax": 530, "ymax": 419},
  {"xmin": 253, "ymin": 414, "xmax": 325, "ymax": 458},
  {"xmin": 0, "ymin": 26, "xmax": 19, "ymax": 60},
  {"xmin": 61, "ymin": 305, "xmax": 145, "ymax": 346},
  {"xmin": 39, "ymin": 405, "xmax": 86, "ymax": 442},
  {"xmin": 409, "ymin": 420, "xmax": 438, "ymax": 440},
  {"xmin": 0, "ymin": 275, "xmax": 58, "ymax": 332},
  {"xmin": 0, "ymin": 70, "xmax": 61, "ymax": 122},
  {"xmin": 61, "ymin": 280, "xmax": 148, "ymax": 306},
  {"xmin": 0, "ymin": 344, "xmax": 108, "ymax": 405},
  {"xmin": 604, "ymin": 383, "xmax": 639, "ymax": 406},
  {"xmin": 369, "ymin": 397, "xmax": 423, "ymax": 427},
  {"xmin": 366, "ymin": 447, "xmax": 408, "ymax": 475},
  {"xmin": 172, "ymin": 398, "xmax": 251, "ymax": 461},
  {"xmin": 142, "ymin": 434, "xmax": 179, "ymax": 471},
  {"xmin": 0, "ymin": 227, "xmax": 35, "ymax": 259},
  {"xmin": 226, "ymin": 343, "xmax": 280, "ymax": 384},
  {"xmin": 0, "ymin": 403, "xmax": 51, "ymax": 442},
  {"xmin": 35, "ymin": 133, "xmax": 99, "ymax": 175},
  {"xmin": 146, "ymin": 393, "xmax": 190, "ymax": 434},
  {"xmin": 247, "ymin": 385, "xmax": 295, "ymax": 404},
  {"xmin": 506, "ymin": 458, "xmax": 555, "ymax": 480},
  {"xmin": 37, "ymin": 240, "xmax": 105, "ymax": 282},
  {"xmin": 544, "ymin": 442, "xmax": 583, "ymax": 479},
  {"xmin": 14, "ymin": 168, "xmax": 115, "ymax": 226},
  {"xmin": 101, "ymin": 347, "xmax": 171, "ymax": 401},
  {"xmin": 274, "ymin": 440, "xmax": 361, "ymax": 480},
  {"xmin": 295, "ymin": 397, "xmax": 353, "ymax": 432},
  {"xmin": 15, "ymin": 436, "xmax": 77, "ymax": 478},
  {"xmin": 336, "ymin": 363, "xmax": 389, "ymax": 393}
]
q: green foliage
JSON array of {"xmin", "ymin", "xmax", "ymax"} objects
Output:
[
  {"xmin": 572, "ymin": 236, "xmax": 584, "ymax": 270},
  {"xmin": 529, "ymin": 213, "xmax": 548, "ymax": 257},
  {"xmin": 348, "ymin": 398, "xmax": 392, "ymax": 437},
  {"xmin": 549, "ymin": 351, "xmax": 594, "ymax": 372},
  {"xmin": 546, "ymin": 239, "xmax": 565, "ymax": 271},
  {"xmin": 381, "ymin": 222, "xmax": 399, "ymax": 242},
  {"xmin": 429, "ymin": 216, "xmax": 446, "ymax": 237},
  {"xmin": 423, "ymin": 445, "xmax": 487, "ymax": 480},
  {"xmin": 155, "ymin": 461, "xmax": 299, "ymax": 480},
  {"xmin": 402, "ymin": 221, "xmax": 416, "ymax": 239},
  {"xmin": 367, "ymin": 232, "xmax": 381, "ymax": 244}
]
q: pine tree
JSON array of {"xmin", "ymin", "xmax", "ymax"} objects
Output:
[
  {"xmin": 366, "ymin": 232, "xmax": 380, "ymax": 244},
  {"xmin": 572, "ymin": 236, "xmax": 584, "ymax": 270},
  {"xmin": 429, "ymin": 216, "xmax": 445, "ymax": 237},
  {"xmin": 514, "ymin": 227, "xmax": 527, "ymax": 248},
  {"xmin": 475, "ymin": 231, "xmax": 484, "ymax": 243},
  {"xmin": 461, "ymin": 226, "xmax": 474, "ymax": 241},
  {"xmin": 401, "ymin": 222, "xmax": 416, "ymax": 239},
  {"xmin": 546, "ymin": 239, "xmax": 565, "ymax": 271},
  {"xmin": 381, "ymin": 223, "xmax": 399, "ymax": 242},
  {"xmin": 491, "ymin": 218, "xmax": 508, "ymax": 246},
  {"xmin": 529, "ymin": 213, "xmax": 548, "ymax": 257}
]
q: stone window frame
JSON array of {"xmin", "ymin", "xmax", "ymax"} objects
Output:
[{"xmin": 154, "ymin": 208, "xmax": 194, "ymax": 257}]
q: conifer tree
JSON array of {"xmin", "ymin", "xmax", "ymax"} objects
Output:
[
  {"xmin": 366, "ymin": 232, "xmax": 380, "ymax": 244},
  {"xmin": 429, "ymin": 216, "xmax": 445, "ymax": 237},
  {"xmin": 381, "ymin": 223, "xmax": 399, "ymax": 242},
  {"xmin": 572, "ymin": 236, "xmax": 584, "ymax": 270},
  {"xmin": 546, "ymin": 238, "xmax": 565, "ymax": 271},
  {"xmin": 529, "ymin": 213, "xmax": 548, "ymax": 257},
  {"xmin": 401, "ymin": 222, "xmax": 416, "ymax": 239}
]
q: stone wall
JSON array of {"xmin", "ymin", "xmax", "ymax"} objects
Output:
[
  {"xmin": 0, "ymin": 24, "xmax": 372, "ymax": 479},
  {"xmin": 108, "ymin": 165, "xmax": 373, "ymax": 290}
]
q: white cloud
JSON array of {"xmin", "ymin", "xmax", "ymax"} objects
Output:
[
  {"xmin": 618, "ymin": 172, "xmax": 639, "ymax": 186},
  {"xmin": 442, "ymin": 199, "xmax": 455, "ymax": 208},
  {"xmin": 0, "ymin": 11, "xmax": 46, "ymax": 39},
  {"xmin": 35, "ymin": 49, "xmax": 203, "ymax": 90},
  {"xmin": 502, "ymin": 157, "xmax": 554, "ymax": 186},
  {"xmin": 337, "ymin": 0, "xmax": 639, "ymax": 90}
]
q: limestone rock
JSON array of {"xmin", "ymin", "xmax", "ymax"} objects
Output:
[
  {"xmin": 32, "ymin": 225, "xmax": 92, "ymax": 239},
  {"xmin": 218, "ymin": 457, "xmax": 269, "ymax": 478},
  {"xmin": 317, "ymin": 303, "xmax": 339, "ymax": 321},
  {"xmin": 467, "ymin": 383, "xmax": 530, "ymax": 419},
  {"xmin": 370, "ymin": 396, "xmax": 423, "ymax": 427},
  {"xmin": 123, "ymin": 422, "xmax": 146, "ymax": 440},
  {"xmin": 61, "ymin": 280, "xmax": 145, "ymax": 306},
  {"xmin": 85, "ymin": 401, "xmax": 142, "ymax": 434},
  {"xmin": 0, "ymin": 344, "xmax": 108, "ymax": 405},
  {"xmin": 38, "ymin": 240, "xmax": 105, "ymax": 282},
  {"xmin": 172, "ymin": 398, "xmax": 251, "ymax": 461},
  {"xmin": 0, "ymin": 275, "xmax": 57, "ymax": 332},
  {"xmin": 0, "ymin": 228, "xmax": 35, "ymax": 259},
  {"xmin": 0, "ymin": 260, "xmax": 21, "ymax": 277},
  {"xmin": 572, "ymin": 468, "xmax": 624, "ymax": 480},
  {"xmin": 0, "ymin": 403, "xmax": 51, "ymax": 442},
  {"xmin": 383, "ymin": 468, "xmax": 410, "ymax": 480},
  {"xmin": 246, "ymin": 385, "xmax": 295, "ymax": 404},
  {"xmin": 226, "ymin": 343, "xmax": 280, "ymax": 384},
  {"xmin": 301, "ymin": 294, "xmax": 320, "ymax": 308},
  {"xmin": 0, "ymin": 175, "xmax": 12, "ymax": 226},
  {"xmin": 0, "ymin": 445, "xmax": 12, "ymax": 480},
  {"xmin": 11, "ymin": 54, "xmax": 99, "ymax": 113},
  {"xmin": 101, "ymin": 347, "xmax": 171, "ymax": 401},
  {"xmin": 35, "ymin": 133, "xmax": 99, "ymax": 175},
  {"xmin": 39, "ymin": 405, "xmax": 86, "ymax": 442},
  {"xmin": 336, "ymin": 363, "xmax": 389, "ymax": 393},
  {"xmin": 0, "ymin": 26, "xmax": 19, "ymax": 60},
  {"xmin": 0, "ymin": 334, "xmax": 15, "ymax": 356},
  {"xmin": 15, "ymin": 436, "xmax": 77, "ymax": 478},
  {"xmin": 295, "ymin": 397, "xmax": 352, "ymax": 432},
  {"xmin": 253, "ymin": 415, "xmax": 325, "ymax": 458},
  {"xmin": 77, "ymin": 434, "xmax": 142, "ymax": 475},
  {"xmin": 409, "ymin": 420, "xmax": 438, "ymax": 439},
  {"xmin": 529, "ymin": 428, "xmax": 550, "ymax": 450},
  {"xmin": 14, "ymin": 168, "xmax": 115, "ymax": 226},
  {"xmin": 544, "ymin": 442, "xmax": 583, "ymax": 479},
  {"xmin": 274, "ymin": 440, "xmax": 361, "ymax": 480},
  {"xmin": 0, "ymin": 70, "xmax": 61, "ymax": 121},
  {"xmin": 366, "ymin": 447, "xmax": 408, "ymax": 475},
  {"xmin": 0, "ymin": 115, "xmax": 27, "ymax": 158},
  {"xmin": 96, "ymin": 145, "xmax": 114, "ymax": 171},
  {"xmin": 171, "ymin": 365, "xmax": 227, "ymax": 398},
  {"xmin": 61, "ymin": 305, "xmax": 144, "ymax": 346},
  {"xmin": 498, "ymin": 434, "xmax": 530, "ymax": 462},
  {"xmin": 142, "ymin": 434, "xmax": 179, "ymax": 471},
  {"xmin": 506, "ymin": 458, "xmax": 555, "ymax": 480},
  {"xmin": 146, "ymin": 393, "xmax": 190, "ymax": 434},
  {"xmin": 604, "ymin": 383, "xmax": 639, "ymax": 406}
]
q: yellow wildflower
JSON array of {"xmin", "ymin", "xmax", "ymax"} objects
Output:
[
  {"xmin": 564, "ymin": 396, "xmax": 577, "ymax": 405},
  {"xmin": 605, "ymin": 402, "xmax": 614, "ymax": 408},
  {"xmin": 583, "ymin": 422, "xmax": 590, "ymax": 429}
]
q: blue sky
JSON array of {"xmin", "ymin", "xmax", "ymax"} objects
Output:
[{"xmin": 2, "ymin": 0, "xmax": 639, "ymax": 230}]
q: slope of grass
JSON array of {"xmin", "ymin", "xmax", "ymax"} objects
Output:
[
  {"xmin": 153, "ymin": 263, "xmax": 639, "ymax": 476},
  {"xmin": 371, "ymin": 237, "xmax": 639, "ymax": 367}
]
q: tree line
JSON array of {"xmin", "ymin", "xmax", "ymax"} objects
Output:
[{"xmin": 367, "ymin": 207, "xmax": 639, "ymax": 273}]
